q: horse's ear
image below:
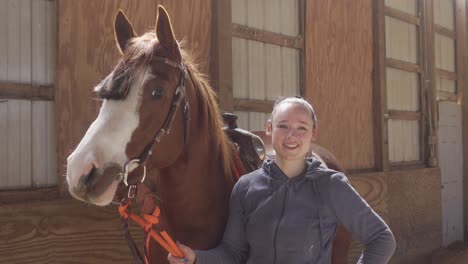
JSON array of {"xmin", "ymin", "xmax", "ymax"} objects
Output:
[
  {"xmin": 156, "ymin": 5, "xmax": 179, "ymax": 56},
  {"xmin": 114, "ymin": 10, "xmax": 136, "ymax": 55}
]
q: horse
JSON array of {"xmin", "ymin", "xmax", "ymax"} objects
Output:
[{"xmin": 66, "ymin": 5, "xmax": 350, "ymax": 264}]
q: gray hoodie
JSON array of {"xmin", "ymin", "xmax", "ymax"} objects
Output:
[{"xmin": 196, "ymin": 158, "xmax": 396, "ymax": 264}]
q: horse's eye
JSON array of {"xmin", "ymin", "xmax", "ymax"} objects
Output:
[{"xmin": 152, "ymin": 88, "xmax": 165, "ymax": 99}]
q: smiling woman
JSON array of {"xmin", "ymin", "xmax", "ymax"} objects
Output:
[{"xmin": 169, "ymin": 97, "xmax": 396, "ymax": 264}]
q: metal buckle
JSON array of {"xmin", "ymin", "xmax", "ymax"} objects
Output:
[
  {"xmin": 128, "ymin": 185, "xmax": 137, "ymax": 198},
  {"xmin": 121, "ymin": 159, "xmax": 142, "ymax": 186}
]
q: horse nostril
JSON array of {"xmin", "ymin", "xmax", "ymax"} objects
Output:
[{"xmin": 76, "ymin": 165, "xmax": 98, "ymax": 195}]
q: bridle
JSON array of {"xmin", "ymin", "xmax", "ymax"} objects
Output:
[
  {"xmin": 119, "ymin": 56, "xmax": 190, "ymax": 189},
  {"xmin": 117, "ymin": 55, "xmax": 190, "ymax": 263}
]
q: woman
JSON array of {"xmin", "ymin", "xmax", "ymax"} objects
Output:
[{"xmin": 168, "ymin": 97, "xmax": 396, "ymax": 264}]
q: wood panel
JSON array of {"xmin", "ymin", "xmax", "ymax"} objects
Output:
[
  {"xmin": 374, "ymin": 0, "xmax": 389, "ymax": 172},
  {"xmin": 0, "ymin": 83, "xmax": 54, "ymax": 100},
  {"xmin": 211, "ymin": 0, "xmax": 233, "ymax": 111},
  {"xmin": 384, "ymin": 0, "xmax": 418, "ymax": 16},
  {"xmin": 386, "ymin": 68, "xmax": 419, "ymax": 111},
  {"xmin": 232, "ymin": 37, "xmax": 249, "ymax": 98},
  {"xmin": 0, "ymin": 0, "xmax": 55, "ymax": 84},
  {"xmin": 306, "ymin": 0, "xmax": 374, "ymax": 170},
  {"xmin": 346, "ymin": 172, "xmax": 389, "ymax": 263},
  {"xmin": 233, "ymin": 111, "xmax": 268, "ymax": 131},
  {"xmin": 385, "ymin": 16, "xmax": 418, "ymax": 64},
  {"xmin": 232, "ymin": 0, "xmax": 299, "ymax": 37},
  {"xmin": 387, "ymin": 167, "xmax": 441, "ymax": 263},
  {"xmin": 388, "ymin": 119, "xmax": 420, "ymax": 162},
  {"xmin": 0, "ymin": 199, "xmax": 143, "ymax": 263},
  {"xmin": 56, "ymin": 0, "xmax": 212, "ymax": 194},
  {"xmin": 32, "ymin": 101, "xmax": 57, "ymax": 187},
  {"xmin": 435, "ymin": 33, "xmax": 456, "ymax": 72},
  {"xmin": 231, "ymin": 24, "xmax": 302, "ymax": 49},
  {"xmin": 453, "ymin": 0, "xmax": 468, "ymax": 241},
  {"xmin": 265, "ymin": 43, "xmax": 282, "ymax": 100},
  {"xmin": 0, "ymin": 100, "xmax": 31, "ymax": 189},
  {"xmin": 434, "ymin": 0, "xmax": 455, "ymax": 30}
]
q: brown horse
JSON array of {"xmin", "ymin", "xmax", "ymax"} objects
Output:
[{"xmin": 66, "ymin": 6, "xmax": 350, "ymax": 264}]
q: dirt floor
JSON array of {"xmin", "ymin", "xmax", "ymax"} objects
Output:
[{"xmin": 431, "ymin": 242, "xmax": 468, "ymax": 264}]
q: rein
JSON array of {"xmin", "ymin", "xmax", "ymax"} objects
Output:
[{"xmin": 118, "ymin": 56, "xmax": 189, "ymax": 263}]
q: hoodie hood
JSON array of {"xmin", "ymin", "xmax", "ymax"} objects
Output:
[{"xmin": 261, "ymin": 157, "xmax": 331, "ymax": 182}]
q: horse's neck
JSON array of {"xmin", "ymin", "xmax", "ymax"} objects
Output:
[{"xmin": 156, "ymin": 135, "xmax": 231, "ymax": 246}]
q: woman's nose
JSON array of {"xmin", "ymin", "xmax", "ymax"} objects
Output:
[{"xmin": 287, "ymin": 128, "xmax": 298, "ymax": 137}]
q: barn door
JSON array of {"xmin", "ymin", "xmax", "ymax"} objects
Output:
[{"xmin": 438, "ymin": 101, "xmax": 463, "ymax": 246}]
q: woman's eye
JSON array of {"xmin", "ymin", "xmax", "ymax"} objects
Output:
[
  {"xmin": 152, "ymin": 88, "xmax": 165, "ymax": 99},
  {"xmin": 277, "ymin": 125, "xmax": 287, "ymax": 129},
  {"xmin": 298, "ymin": 127, "xmax": 307, "ymax": 131}
]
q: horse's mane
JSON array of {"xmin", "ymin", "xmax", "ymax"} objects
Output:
[
  {"xmin": 102, "ymin": 32, "xmax": 233, "ymax": 179},
  {"xmin": 179, "ymin": 47, "xmax": 234, "ymax": 180}
]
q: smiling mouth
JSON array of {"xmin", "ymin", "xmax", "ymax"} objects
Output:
[{"xmin": 284, "ymin": 143, "xmax": 299, "ymax": 149}]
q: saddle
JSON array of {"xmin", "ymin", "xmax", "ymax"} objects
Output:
[{"xmin": 222, "ymin": 113, "xmax": 266, "ymax": 173}]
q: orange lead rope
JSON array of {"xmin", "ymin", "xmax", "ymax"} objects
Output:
[
  {"xmin": 119, "ymin": 197, "xmax": 184, "ymax": 263},
  {"xmin": 118, "ymin": 144, "xmax": 246, "ymax": 263}
]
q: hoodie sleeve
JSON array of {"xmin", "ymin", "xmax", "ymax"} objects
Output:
[
  {"xmin": 194, "ymin": 180, "xmax": 249, "ymax": 264},
  {"xmin": 327, "ymin": 173, "xmax": 396, "ymax": 264}
]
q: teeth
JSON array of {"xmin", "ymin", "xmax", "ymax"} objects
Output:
[{"xmin": 285, "ymin": 144, "xmax": 298, "ymax": 148}]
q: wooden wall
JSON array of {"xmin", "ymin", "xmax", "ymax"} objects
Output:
[
  {"xmin": 0, "ymin": 199, "xmax": 143, "ymax": 263},
  {"xmin": 305, "ymin": 0, "xmax": 375, "ymax": 171}
]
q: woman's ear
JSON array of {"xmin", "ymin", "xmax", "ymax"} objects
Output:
[
  {"xmin": 311, "ymin": 127, "xmax": 318, "ymax": 141},
  {"xmin": 266, "ymin": 120, "xmax": 273, "ymax": 136}
]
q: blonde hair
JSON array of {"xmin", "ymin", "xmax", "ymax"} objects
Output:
[{"xmin": 270, "ymin": 96, "xmax": 318, "ymax": 129}]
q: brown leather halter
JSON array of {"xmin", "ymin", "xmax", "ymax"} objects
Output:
[
  {"xmin": 120, "ymin": 56, "xmax": 190, "ymax": 187},
  {"xmin": 118, "ymin": 55, "xmax": 190, "ymax": 264}
]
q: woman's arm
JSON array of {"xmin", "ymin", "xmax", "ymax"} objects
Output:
[
  {"xmin": 327, "ymin": 173, "xmax": 396, "ymax": 264},
  {"xmin": 194, "ymin": 179, "xmax": 249, "ymax": 264}
]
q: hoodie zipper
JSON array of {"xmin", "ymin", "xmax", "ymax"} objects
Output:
[{"xmin": 272, "ymin": 180, "xmax": 290, "ymax": 264}]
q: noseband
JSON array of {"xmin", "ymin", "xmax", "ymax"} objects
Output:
[{"xmin": 120, "ymin": 56, "xmax": 190, "ymax": 188}]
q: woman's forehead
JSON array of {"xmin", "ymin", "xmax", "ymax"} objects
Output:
[{"xmin": 273, "ymin": 103, "xmax": 313, "ymax": 121}]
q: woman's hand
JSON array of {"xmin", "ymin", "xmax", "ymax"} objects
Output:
[{"xmin": 167, "ymin": 242, "xmax": 196, "ymax": 264}]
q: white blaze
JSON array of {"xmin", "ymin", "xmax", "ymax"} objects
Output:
[{"xmin": 66, "ymin": 68, "xmax": 150, "ymax": 205}]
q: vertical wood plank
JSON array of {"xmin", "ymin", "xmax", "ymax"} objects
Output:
[
  {"xmin": 265, "ymin": 44, "xmax": 282, "ymax": 100},
  {"xmin": 231, "ymin": 0, "xmax": 246, "ymax": 25},
  {"xmin": 247, "ymin": 40, "xmax": 265, "ymax": 100},
  {"xmin": 281, "ymin": 47, "xmax": 300, "ymax": 95},
  {"xmin": 46, "ymin": 102, "xmax": 57, "ymax": 185},
  {"xmin": 0, "ymin": 0, "xmax": 7, "ymax": 80},
  {"xmin": 374, "ymin": 0, "xmax": 390, "ymax": 171},
  {"xmin": 280, "ymin": 0, "xmax": 299, "ymax": 36},
  {"xmin": 434, "ymin": 0, "xmax": 455, "ymax": 30},
  {"xmin": 32, "ymin": 101, "xmax": 45, "ymax": 186},
  {"xmin": 19, "ymin": 0, "xmax": 31, "ymax": 83},
  {"xmin": 247, "ymin": 0, "xmax": 264, "ymax": 30},
  {"xmin": 263, "ymin": 0, "xmax": 280, "ymax": 33},
  {"xmin": 234, "ymin": 111, "xmax": 249, "ymax": 130},
  {"xmin": 423, "ymin": 0, "xmax": 438, "ymax": 166},
  {"xmin": 249, "ymin": 112, "xmax": 267, "ymax": 132},
  {"xmin": 6, "ymin": 100, "xmax": 32, "ymax": 188},
  {"xmin": 45, "ymin": 0, "xmax": 56, "ymax": 83},
  {"xmin": 0, "ymin": 101, "xmax": 8, "ymax": 188},
  {"xmin": 211, "ymin": 0, "xmax": 233, "ymax": 111},
  {"xmin": 306, "ymin": 0, "xmax": 374, "ymax": 170},
  {"xmin": 32, "ymin": 0, "xmax": 47, "ymax": 84},
  {"xmin": 454, "ymin": 0, "xmax": 468, "ymax": 240},
  {"xmin": 7, "ymin": 0, "xmax": 20, "ymax": 82},
  {"xmin": 232, "ymin": 37, "xmax": 248, "ymax": 98}
]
